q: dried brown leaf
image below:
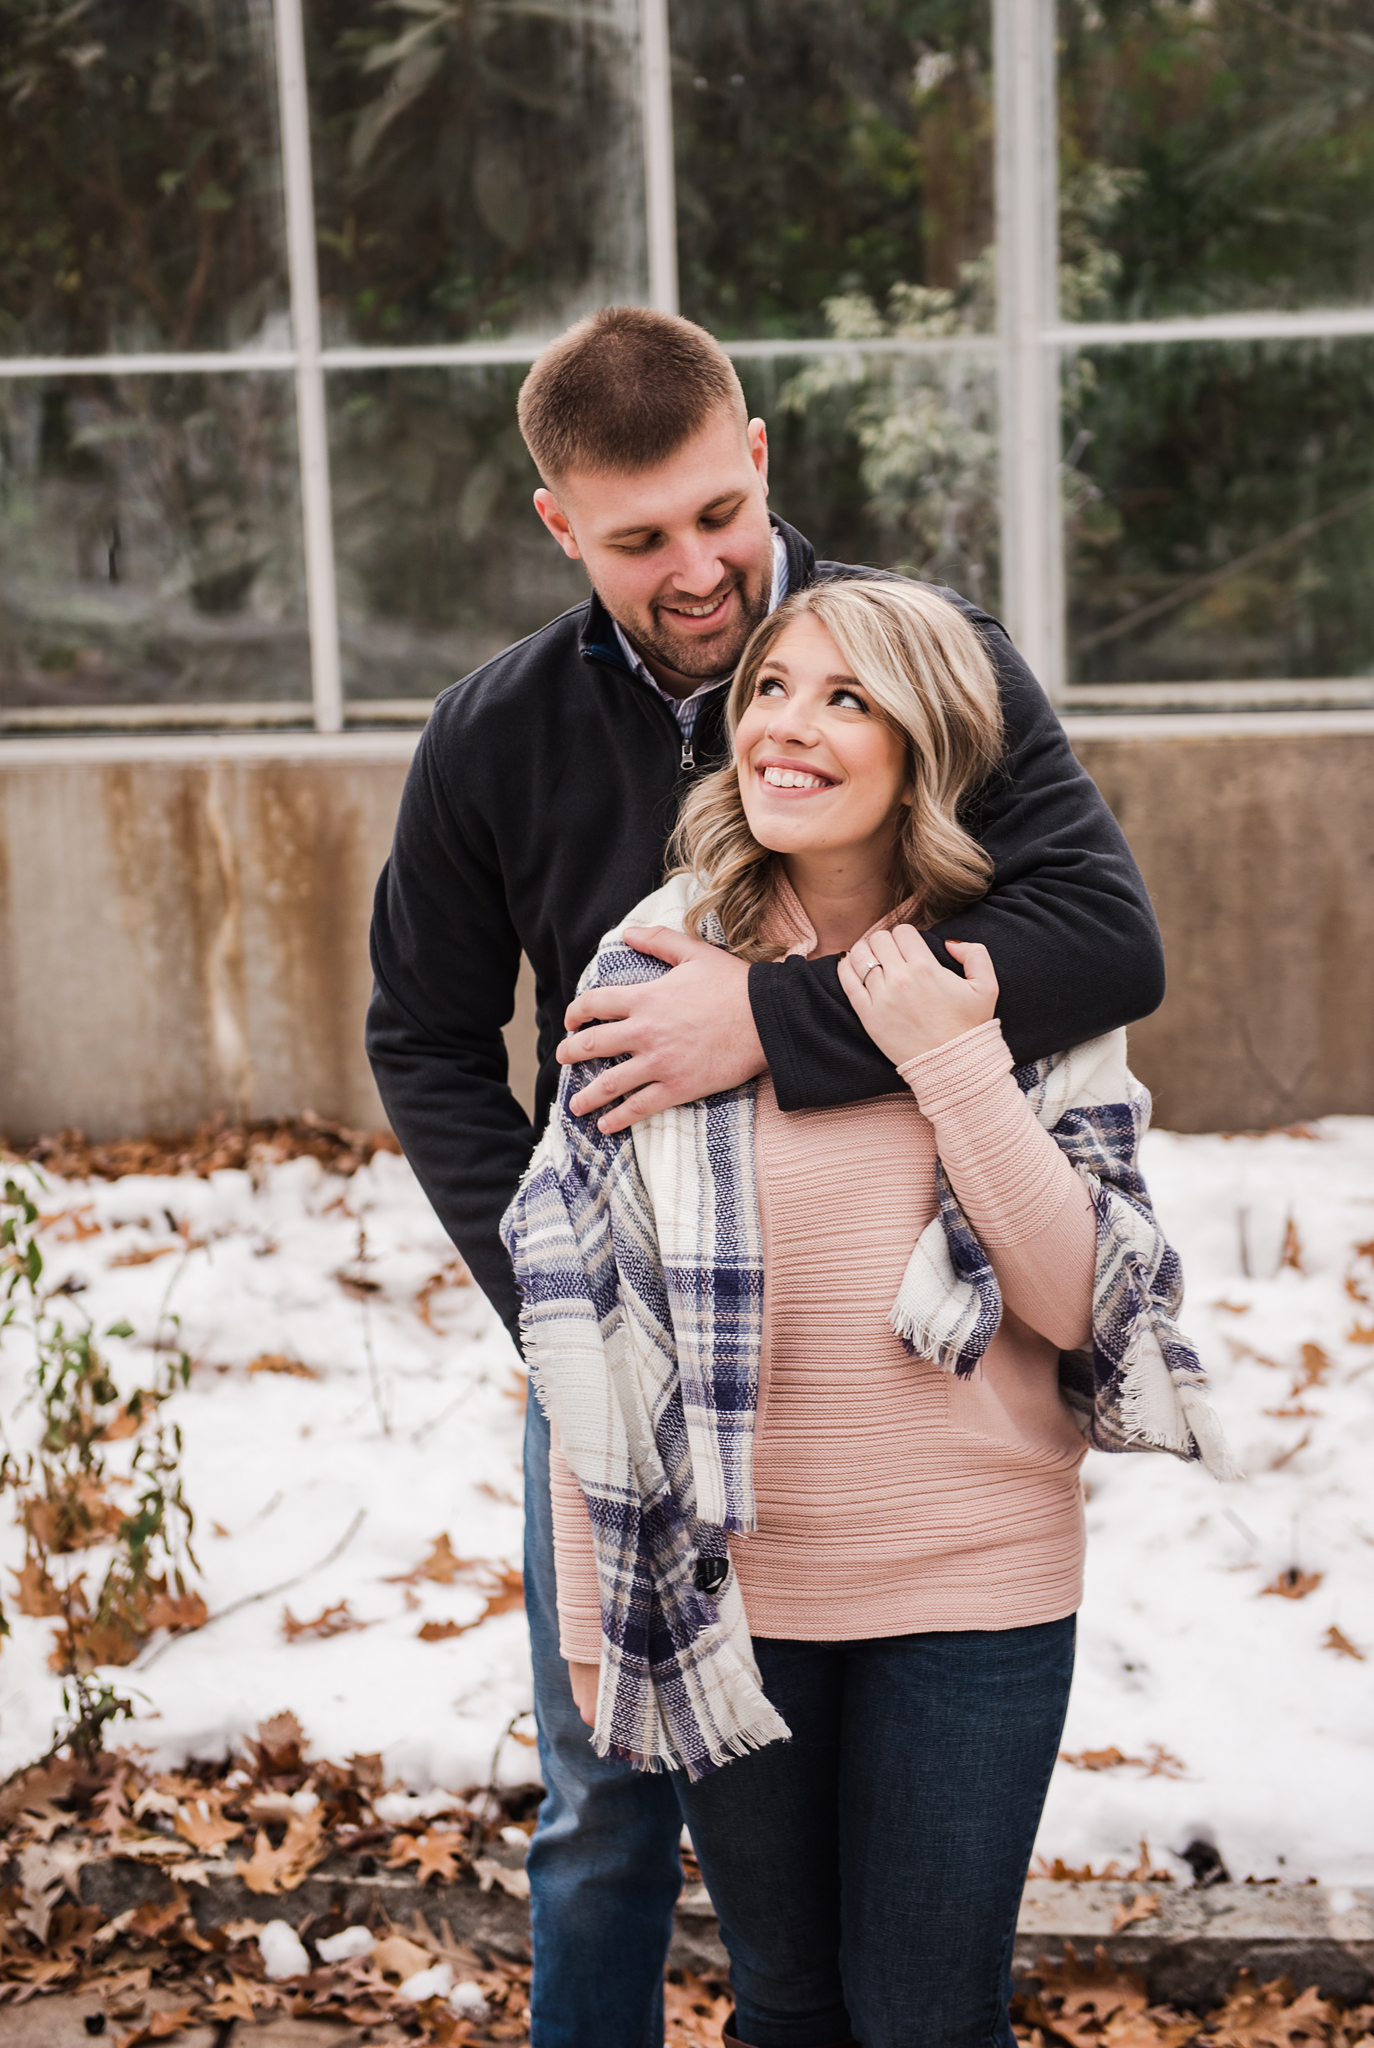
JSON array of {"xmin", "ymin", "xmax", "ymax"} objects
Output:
[
  {"xmin": 200, "ymin": 1976, "xmax": 260, "ymax": 2021},
  {"xmin": 248, "ymin": 1354, "xmax": 320, "ymax": 1379},
  {"xmin": 174, "ymin": 1798, "xmax": 243, "ymax": 1852},
  {"xmin": 249, "ymin": 1710, "xmax": 307, "ymax": 1776},
  {"xmin": 1323, "ymin": 1624, "xmax": 1365, "ymax": 1661},
  {"xmin": 281, "ymin": 1599, "xmax": 368, "ymax": 1641},
  {"xmin": 145, "ymin": 1590, "xmax": 208, "ymax": 1634},
  {"xmin": 371, "ymin": 1932, "xmax": 436, "ymax": 1981},
  {"xmin": 1059, "ymin": 1746, "xmax": 1143, "ymax": 1773},
  {"xmin": 1260, "ymin": 1570, "xmax": 1323, "ymax": 1600},
  {"xmin": 1111, "ymin": 1891, "xmax": 1161, "ymax": 1932},
  {"xmin": 114, "ymin": 2003, "xmax": 201, "ymax": 2046}
]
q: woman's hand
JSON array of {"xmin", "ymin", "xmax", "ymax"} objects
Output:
[
  {"xmin": 837, "ymin": 927, "xmax": 998, "ymax": 1066},
  {"xmin": 568, "ymin": 1660, "xmax": 598, "ymax": 1727}
]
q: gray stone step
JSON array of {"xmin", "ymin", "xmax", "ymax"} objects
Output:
[{"xmin": 69, "ymin": 1855, "xmax": 1374, "ymax": 2012}]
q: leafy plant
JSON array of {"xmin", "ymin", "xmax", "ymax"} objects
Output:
[{"xmin": 0, "ymin": 1174, "xmax": 202, "ymax": 1691}]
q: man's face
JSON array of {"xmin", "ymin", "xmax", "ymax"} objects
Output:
[{"xmin": 532, "ymin": 409, "xmax": 776, "ymax": 689}]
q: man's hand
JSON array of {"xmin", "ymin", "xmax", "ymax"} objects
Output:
[
  {"xmin": 557, "ymin": 926, "xmax": 765, "ymax": 1133},
  {"xmin": 568, "ymin": 1660, "xmax": 598, "ymax": 1728}
]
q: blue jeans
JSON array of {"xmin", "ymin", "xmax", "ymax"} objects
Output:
[
  {"xmin": 674, "ymin": 1620, "xmax": 1076, "ymax": 2048},
  {"xmin": 523, "ymin": 1395, "xmax": 684, "ymax": 2048}
]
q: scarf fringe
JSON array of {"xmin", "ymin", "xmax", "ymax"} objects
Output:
[{"xmin": 595, "ymin": 1698, "xmax": 793, "ymax": 1782}]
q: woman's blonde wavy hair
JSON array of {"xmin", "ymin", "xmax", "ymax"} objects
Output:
[{"xmin": 670, "ymin": 579, "xmax": 1004, "ymax": 961}]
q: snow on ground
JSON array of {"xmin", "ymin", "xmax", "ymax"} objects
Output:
[{"xmin": 0, "ymin": 1120, "xmax": 1371, "ymax": 1883}]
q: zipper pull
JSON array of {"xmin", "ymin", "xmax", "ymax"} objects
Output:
[{"xmin": 680, "ymin": 737, "xmax": 695, "ymax": 772}]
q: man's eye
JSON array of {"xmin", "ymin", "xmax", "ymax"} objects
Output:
[
  {"xmin": 618, "ymin": 535, "xmax": 661, "ymax": 554},
  {"xmin": 702, "ymin": 503, "xmax": 742, "ymax": 530}
]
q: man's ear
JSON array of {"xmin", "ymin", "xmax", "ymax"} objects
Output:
[
  {"xmin": 533, "ymin": 487, "xmax": 583, "ymax": 561},
  {"xmin": 747, "ymin": 417, "xmax": 770, "ymax": 495}
]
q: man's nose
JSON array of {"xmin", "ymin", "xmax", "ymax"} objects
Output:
[{"xmin": 668, "ymin": 534, "xmax": 727, "ymax": 596}]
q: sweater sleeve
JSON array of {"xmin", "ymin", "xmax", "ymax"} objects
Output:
[
  {"xmin": 549, "ymin": 1426, "xmax": 603, "ymax": 1665},
  {"xmin": 899, "ymin": 1020, "xmax": 1096, "ymax": 1352}
]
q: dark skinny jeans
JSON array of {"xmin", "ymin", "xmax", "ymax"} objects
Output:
[{"xmin": 674, "ymin": 1617, "xmax": 1076, "ymax": 2048}]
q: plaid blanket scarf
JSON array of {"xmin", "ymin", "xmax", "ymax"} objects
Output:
[{"xmin": 501, "ymin": 877, "xmax": 1232, "ymax": 1780}]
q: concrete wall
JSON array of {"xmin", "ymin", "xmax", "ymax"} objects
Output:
[{"xmin": 2, "ymin": 713, "xmax": 1372, "ymax": 1143}]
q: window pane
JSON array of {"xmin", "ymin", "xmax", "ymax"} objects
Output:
[
  {"xmin": 1058, "ymin": 1, "xmax": 1374, "ymax": 322},
  {"xmin": 327, "ymin": 367, "xmax": 585, "ymax": 700},
  {"xmin": 1065, "ymin": 340, "xmax": 1374, "ymax": 684},
  {"xmin": 0, "ymin": 373, "xmax": 308, "ymax": 709},
  {"xmin": 745, "ymin": 349, "xmax": 1000, "ymax": 615},
  {"xmin": 672, "ymin": 1, "xmax": 994, "ymax": 341},
  {"xmin": 305, "ymin": 0, "xmax": 646, "ymax": 349},
  {"xmin": 0, "ymin": 1, "xmax": 289, "ymax": 358}
]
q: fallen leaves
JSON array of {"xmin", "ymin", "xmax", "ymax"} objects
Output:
[
  {"xmin": 12, "ymin": 1553, "xmax": 65, "ymax": 1617},
  {"xmin": 237, "ymin": 1808, "xmax": 327, "ymax": 1895},
  {"xmin": 1294, "ymin": 1343, "xmax": 1333, "ymax": 1390},
  {"xmin": 388, "ymin": 1532, "xmax": 473, "ymax": 1587},
  {"xmin": 1260, "ymin": 1570, "xmax": 1323, "ymax": 1601},
  {"xmin": 199, "ymin": 1974, "xmax": 260, "ymax": 2021},
  {"xmin": 281, "ymin": 1599, "xmax": 369, "ymax": 1641},
  {"xmin": 387, "ymin": 1828, "xmax": 467, "ymax": 1886},
  {"xmin": 410, "ymin": 1559, "xmax": 525, "ymax": 1643},
  {"xmin": 0, "ymin": 1712, "xmax": 544, "ymax": 2037},
  {"xmin": 1268, "ymin": 1430, "xmax": 1312, "ymax": 1472},
  {"xmin": 247, "ymin": 1353, "xmax": 320, "ymax": 1379},
  {"xmin": 1322, "ymin": 1624, "xmax": 1364, "ymax": 1661},
  {"xmin": 172, "ymin": 1796, "xmax": 242, "ymax": 1853},
  {"xmin": 1111, "ymin": 1892, "xmax": 1161, "ymax": 1933},
  {"xmin": 1058, "ymin": 1746, "xmax": 1185, "ymax": 1779},
  {"xmin": 1013, "ymin": 1955, "xmax": 1374, "ymax": 2048},
  {"xmin": 114, "ymin": 2004, "xmax": 200, "ymax": 2046},
  {"xmin": 415, "ymin": 1258, "xmax": 472, "ymax": 1331},
  {"xmin": 665, "ymin": 1967, "xmax": 732, "ymax": 2046}
]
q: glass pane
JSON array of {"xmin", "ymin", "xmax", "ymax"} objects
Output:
[
  {"xmin": 1064, "ymin": 339, "xmax": 1374, "ymax": 684},
  {"xmin": 0, "ymin": 1, "xmax": 289, "ymax": 358},
  {"xmin": 328, "ymin": 367, "xmax": 585, "ymax": 700},
  {"xmin": 672, "ymin": 0, "xmax": 994, "ymax": 341},
  {"xmin": 746, "ymin": 348, "xmax": 1000, "ymax": 615},
  {"xmin": 304, "ymin": 0, "xmax": 646, "ymax": 349},
  {"xmin": 0, "ymin": 372, "xmax": 308, "ymax": 709},
  {"xmin": 1058, "ymin": 1, "xmax": 1374, "ymax": 322}
]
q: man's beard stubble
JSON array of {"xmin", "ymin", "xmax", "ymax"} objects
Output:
[{"xmin": 602, "ymin": 563, "xmax": 774, "ymax": 686}]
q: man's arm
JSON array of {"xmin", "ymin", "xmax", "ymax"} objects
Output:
[
  {"xmin": 366, "ymin": 721, "xmax": 533, "ymax": 1343},
  {"xmin": 752, "ymin": 619, "xmax": 1164, "ymax": 1108}
]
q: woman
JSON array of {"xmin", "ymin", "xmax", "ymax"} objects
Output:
[{"xmin": 503, "ymin": 579, "xmax": 1227, "ymax": 2048}]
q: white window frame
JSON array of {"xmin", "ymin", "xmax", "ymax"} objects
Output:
[{"xmin": 3, "ymin": 0, "xmax": 1374, "ymax": 733}]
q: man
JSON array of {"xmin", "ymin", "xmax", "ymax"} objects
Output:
[{"xmin": 367, "ymin": 307, "xmax": 1164, "ymax": 2048}]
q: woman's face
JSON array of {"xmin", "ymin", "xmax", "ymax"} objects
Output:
[{"xmin": 735, "ymin": 613, "xmax": 911, "ymax": 863}]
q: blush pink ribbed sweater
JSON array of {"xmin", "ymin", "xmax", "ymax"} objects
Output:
[{"xmin": 550, "ymin": 927, "xmax": 1096, "ymax": 1662}]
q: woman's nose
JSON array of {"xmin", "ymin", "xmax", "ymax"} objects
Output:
[{"xmin": 765, "ymin": 707, "xmax": 817, "ymax": 746}]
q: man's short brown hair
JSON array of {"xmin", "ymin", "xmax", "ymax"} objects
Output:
[{"xmin": 517, "ymin": 306, "xmax": 747, "ymax": 485}]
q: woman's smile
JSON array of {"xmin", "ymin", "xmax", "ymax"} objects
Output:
[{"xmin": 754, "ymin": 756, "xmax": 839, "ymax": 795}]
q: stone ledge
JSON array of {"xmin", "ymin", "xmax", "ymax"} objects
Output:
[{"xmin": 71, "ymin": 1859, "xmax": 1374, "ymax": 2008}]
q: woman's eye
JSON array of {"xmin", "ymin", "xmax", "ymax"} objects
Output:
[
  {"xmin": 832, "ymin": 688, "xmax": 868, "ymax": 711},
  {"xmin": 756, "ymin": 677, "xmax": 786, "ymax": 698}
]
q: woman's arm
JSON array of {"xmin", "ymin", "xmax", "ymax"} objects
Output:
[
  {"xmin": 839, "ymin": 929, "xmax": 1094, "ymax": 1350},
  {"xmin": 549, "ymin": 1427, "xmax": 603, "ymax": 1668},
  {"xmin": 899, "ymin": 1022, "xmax": 1095, "ymax": 1351}
]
